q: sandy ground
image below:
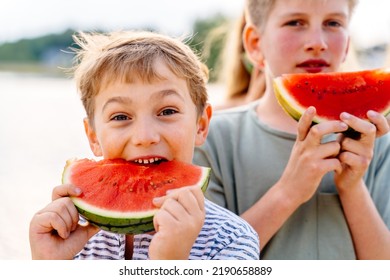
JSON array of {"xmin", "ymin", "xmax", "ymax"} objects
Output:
[{"xmin": 0, "ymin": 72, "xmax": 225, "ymax": 259}]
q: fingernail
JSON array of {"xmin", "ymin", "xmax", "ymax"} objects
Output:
[
  {"xmin": 153, "ymin": 197, "xmax": 162, "ymax": 203},
  {"xmin": 340, "ymin": 122, "xmax": 348, "ymax": 129},
  {"xmin": 367, "ymin": 110, "xmax": 378, "ymax": 118},
  {"xmin": 74, "ymin": 187, "xmax": 82, "ymax": 195},
  {"xmin": 307, "ymin": 106, "xmax": 315, "ymax": 114},
  {"xmin": 341, "ymin": 112, "xmax": 351, "ymax": 119}
]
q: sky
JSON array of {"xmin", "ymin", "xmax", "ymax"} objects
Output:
[
  {"xmin": 0, "ymin": 0, "xmax": 244, "ymax": 42},
  {"xmin": 0, "ymin": 0, "xmax": 389, "ymax": 49}
]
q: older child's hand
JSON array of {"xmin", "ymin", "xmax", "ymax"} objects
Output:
[
  {"xmin": 334, "ymin": 112, "xmax": 377, "ymax": 192},
  {"xmin": 366, "ymin": 110, "xmax": 390, "ymax": 137},
  {"xmin": 149, "ymin": 186, "xmax": 205, "ymax": 260},
  {"xmin": 29, "ymin": 184, "xmax": 99, "ymax": 259},
  {"xmin": 280, "ymin": 107, "xmax": 348, "ymax": 204}
]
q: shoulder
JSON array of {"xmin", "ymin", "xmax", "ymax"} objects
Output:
[
  {"xmin": 204, "ymin": 199, "xmax": 255, "ymax": 232},
  {"xmin": 210, "ymin": 101, "xmax": 257, "ymax": 126},
  {"xmin": 204, "ymin": 101, "xmax": 259, "ymax": 143},
  {"xmin": 201, "ymin": 199, "xmax": 260, "ymax": 259}
]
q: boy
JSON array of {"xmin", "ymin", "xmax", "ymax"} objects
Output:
[
  {"xmin": 194, "ymin": 0, "xmax": 390, "ymax": 259},
  {"xmin": 29, "ymin": 30, "xmax": 260, "ymax": 260}
]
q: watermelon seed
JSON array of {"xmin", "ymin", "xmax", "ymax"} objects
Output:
[
  {"xmin": 98, "ymin": 176, "xmax": 104, "ymax": 182},
  {"xmin": 378, "ymin": 80, "xmax": 384, "ymax": 85},
  {"xmin": 150, "ymin": 181, "xmax": 157, "ymax": 189}
]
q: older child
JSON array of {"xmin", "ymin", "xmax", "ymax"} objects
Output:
[
  {"xmin": 194, "ymin": 0, "xmax": 390, "ymax": 259},
  {"xmin": 29, "ymin": 30, "xmax": 260, "ymax": 260}
]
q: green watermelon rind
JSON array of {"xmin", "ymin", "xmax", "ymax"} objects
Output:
[
  {"xmin": 273, "ymin": 77, "xmax": 325, "ymax": 124},
  {"xmin": 63, "ymin": 160, "xmax": 211, "ymax": 234},
  {"xmin": 74, "ymin": 204, "xmax": 155, "ymax": 234}
]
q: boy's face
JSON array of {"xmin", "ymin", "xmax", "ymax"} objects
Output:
[
  {"xmin": 84, "ymin": 60, "xmax": 211, "ymax": 164},
  {"xmin": 248, "ymin": 0, "xmax": 350, "ymax": 77}
]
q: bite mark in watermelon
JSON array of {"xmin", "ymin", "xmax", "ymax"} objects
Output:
[
  {"xmin": 62, "ymin": 158, "xmax": 211, "ymax": 234},
  {"xmin": 273, "ymin": 68, "xmax": 390, "ymax": 124}
]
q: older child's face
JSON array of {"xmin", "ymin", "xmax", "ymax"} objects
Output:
[
  {"xmin": 259, "ymin": 0, "xmax": 350, "ymax": 77},
  {"xmin": 84, "ymin": 60, "xmax": 211, "ymax": 164}
]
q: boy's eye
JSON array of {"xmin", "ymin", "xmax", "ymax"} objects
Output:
[
  {"xmin": 285, "ymin": 20, "xmax": 304, "ymax": 27},
  {"xmin": 159, "ymin": 108, "xmax": 178, "ymax": 116},
  {"xmin": 111, "ymin": 114, "xmax": 130, "ymax": 121}
]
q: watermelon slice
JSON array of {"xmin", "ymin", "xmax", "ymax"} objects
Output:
[
  {"xmin": 62, "ymin": 158, "xmax": 211, "ymax": 234},
  {"xmin": 273, "ymin": 68, "xmax": 390, "ymax": 123}
]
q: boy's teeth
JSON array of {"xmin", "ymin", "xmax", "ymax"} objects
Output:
[{"xmin": 135, "ymin": 158, "xmax": 161, "ymax": 164}]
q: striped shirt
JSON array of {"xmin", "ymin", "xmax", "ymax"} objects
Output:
[{"xmin": 74, "ymin": 199, "xmax": 260, "ymax": 260}]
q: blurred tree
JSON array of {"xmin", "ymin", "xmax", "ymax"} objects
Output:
[
  {"xmin": 0, "ymin": 14, "xmax": 233, "ymax": 79},
  {"xmin": 188, "ymin": 13, "xmax": 230, "ymax": 82},
  {"xmin": 0, "ymin": 29, "xmax": 75, "ymax": 63}
]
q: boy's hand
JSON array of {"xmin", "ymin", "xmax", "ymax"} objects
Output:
[
  {"xmin": 280, "ymin": 107, "xmax": 348, "ymax": 204},
  {"xmin": 149, "ymin": 186, "xmax": 205, "ymax": 260},
  {"xmin": 29, "ymin": 184, "xmax": 99, "ymax": 259},
  {"xmin": 334, "ymin": 112, "xmax": 378, "ymax": 192}
]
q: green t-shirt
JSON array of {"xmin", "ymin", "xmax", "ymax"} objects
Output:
[{"xmin": 193, "ymin": 101, "xmax": 390, "ymax": 259}]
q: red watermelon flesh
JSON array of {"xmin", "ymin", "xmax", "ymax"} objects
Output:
[
  {"xmin": 273, "ymin": 68, "xmax": 390, "ymax": 123},
  {"xmin": 62, "ymin": 158, "xmax": 210, "ymax": 234}
]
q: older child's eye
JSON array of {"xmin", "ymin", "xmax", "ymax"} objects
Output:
[
  {"xmin": 111, "ymin": 114, "xmax": 129, "ymax": 121},
  {"xmin": 159, "ymin": 108, "xmax": 178, "ymax": 116},
  {"xmin": 325, "ymin": 20, "xmax": 342, "ymax": 28}
]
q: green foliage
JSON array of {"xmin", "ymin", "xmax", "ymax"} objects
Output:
[
  {"xmin": 188, "ymin": 14, "xmax": 230, "ymax": 82},
  {"xmin": 0, "ymin": 29, "xmax": 75, "ymax": 63},
  {"xmin": 0, "ymin": 14, "xmax": 232, "ymax": 80}
]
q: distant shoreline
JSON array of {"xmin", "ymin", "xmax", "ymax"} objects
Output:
[{"xmin": 0, "ymin": 62, "xmax": 68, "ymax": 77}]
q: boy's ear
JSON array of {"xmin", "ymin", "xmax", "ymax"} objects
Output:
[
  {"xmin": 195, "ymin": 103, "xmax": 212, "ymax": 146},
  {"xmin": 243, "ymin": 24, "xmax": 264, "ymax": 68},
  {"xmin": 83, "ymin": 118, "xmax": 103, "ymax": 157}
]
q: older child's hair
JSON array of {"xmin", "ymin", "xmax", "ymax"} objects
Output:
[
  {"xmin": 245, "ymin": 0, "xmax": 359, "ymax": 30},
  {"xmin": 219, "ymin": 12, "xmax": 254, "ymax": 100},
  {"xmin": 217, "ymin": 12, "xmax": 266, "ymax": 104},
  {"xmin": 71, "ymin": 31, "xmax": 209, "ymax": 122}
]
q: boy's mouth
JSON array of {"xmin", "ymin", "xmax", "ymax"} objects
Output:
[{"xmin": 132, "ymin": 157, "xmax": 167, "ymax": 165}]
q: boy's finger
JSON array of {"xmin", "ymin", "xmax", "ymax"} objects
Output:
[
  {"xmin": 52, "ymin": 184, "xmax": 82, "ymax": 201},
  {"xmin": 175, "ymin": 186, "xmax": 205, "ymax": 215},
  {"xmin": 169, "ymin": 186, "xmax": 204, "ymax": 210},
  {"xmin": 153, "ymin": 186, "xmax": 205, "ymax": 213}
]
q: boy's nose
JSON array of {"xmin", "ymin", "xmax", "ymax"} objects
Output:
[
  {"xmin": 131, "ymin": 119, "xmax": 160, "ymax": 146},
  {"xmin": 304, "ymin": 28, "xmax": 327, "ymax": 53}
]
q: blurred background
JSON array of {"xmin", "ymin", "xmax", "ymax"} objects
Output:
[{"xmin": 1, "ymin": 0, "xmax": 390, "ymax": 259}]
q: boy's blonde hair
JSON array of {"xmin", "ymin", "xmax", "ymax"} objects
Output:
[
  {"xmin": 245, "ymin": 0, "xmax": 359, "ymax": 31},
  {"xmin": 71, "ymin": 31, "xmax": 209, "ymax": 123}
]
